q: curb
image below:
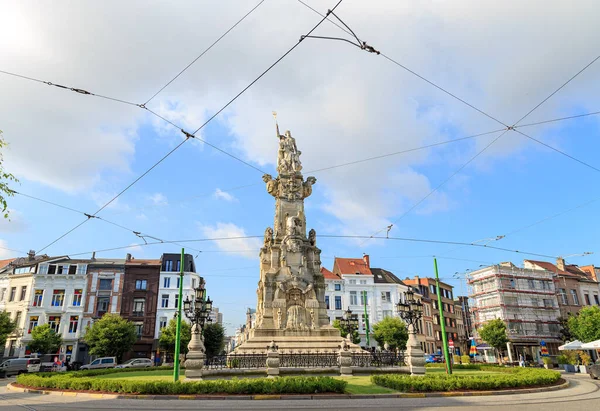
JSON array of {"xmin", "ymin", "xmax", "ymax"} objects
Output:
[{"xmin": 7, "ymin": 380, "xmax": 569, "ymax": 400}]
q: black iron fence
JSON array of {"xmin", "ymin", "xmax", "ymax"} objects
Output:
[
  {"xmin": 205, "ymin": 353, "xmax": 267, "ymax": 369},
  {"xmin": 351, "ymin": 351, "xmax": 406, "ymax": 367},
  {"xmin": 280, "ymin": 351, "xmax": 339, "ymax": 368}
]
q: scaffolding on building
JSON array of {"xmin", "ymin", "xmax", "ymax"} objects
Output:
[{"xmin": 467, "ymin": 263, "xmax": 562, "ymax": 355}]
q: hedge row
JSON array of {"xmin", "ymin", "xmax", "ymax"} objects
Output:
[
  {"xmin": 16, "ymin": 374, "xmax": 347, "ymax": 395},
  {"xmin": 372, "ymin": 368, "xmax": 561, "ymax": 392},
  {"xmin": 425, "ymin": 363, "xmax": 483, "ymax": 370}
]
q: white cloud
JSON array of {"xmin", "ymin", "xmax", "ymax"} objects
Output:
[
  {"xmin": 135, "ymin": 213, "xmax": 148, "ymax": 221},
  {"xmin": 214, "ymin": 188, "xmax": 238, "ymax": 202},
  {"xmin": 0, "ymin": 239, "xmax": 15, "ymax": 259},
  {"xmin": 148, "ymin": 193, "xmax": 168, "ymax": 206},
  {"xmin": 1, "ymin": 0, "xmax": 598, "ymax": 236},
  {"xmin": 199, "ymin": 222, "xmax": 261, "ymax": 259}
]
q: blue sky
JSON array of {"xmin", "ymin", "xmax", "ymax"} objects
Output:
[{"xmin": 1, "ymin": 0, "xmax": 599, "ymax": 333}]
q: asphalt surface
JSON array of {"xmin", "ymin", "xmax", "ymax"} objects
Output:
[{"xmin": 0, "ymin": 373, "xmax": 598, "ymax": 410}]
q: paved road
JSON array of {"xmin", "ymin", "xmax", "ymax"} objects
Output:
[{"xmin": 0, "ymin": 373, "xmax": 598, "ymax": 410}]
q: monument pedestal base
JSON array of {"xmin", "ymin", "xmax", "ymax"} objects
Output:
[
  {"xmin": 406, "ymin": 333, "xmax": 425, "ymax": 375},
  {"xmin": 235, "ymin": 327, "xmax": 361, "ymax": 353}
]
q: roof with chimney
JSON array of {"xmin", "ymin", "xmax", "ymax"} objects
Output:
[
  {"xmin": 525, "ymin": 260, "xmax": 589, "ymax": 279},
  {"xmin": 370, "ymin": 268, "xmax": 406, "ymax": 285},
  {"xmin": 125, "ymin": 258, "xmax": 161, "ymax": 266},
  {"xmin": 321, "ymin": 266, "xmax": 340, "ymax": 280},
  {"xmin": 333, "ymin": 256, "xmax": 372, "ymax": 276}
]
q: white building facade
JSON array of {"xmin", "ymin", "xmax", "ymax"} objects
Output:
[
  {"xmin": 154, "ymin": 253, "xmax": 201, "ymax": 339},
  {"xmin": 322, "ymin": 256, "xmax": 409, "ymax": 348}
]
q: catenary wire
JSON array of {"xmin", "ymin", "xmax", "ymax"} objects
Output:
[
  {"xmin": 144, "ymin": 0, "xmax": 267, "ymax": 105},
  {"xmin": 35, "ymin": 0, "xmax": 344, "ymax": 254},
  {"xmin": 515, "ymin": 110, "xmax": 600, "ymax": 128},
  {"xmin": 513, "ymin": 129, "xmax": 600, "ymax": 173}
]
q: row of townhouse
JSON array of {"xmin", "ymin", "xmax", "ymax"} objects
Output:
[
  {"xmin": 467, "ymin": 258, "xmax": 600, "ymax": 363},
  {"xmin": 0, "ymin": 251, "xmax": 204, "ymax": 363},
  {"xmin": 321, "ymin": 255, "xmax": 461, "ymax": 355}
]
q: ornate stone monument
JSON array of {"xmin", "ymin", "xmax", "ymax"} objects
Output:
[{"xmin": 235, "ymin": 120, "xmax": 360, "ymax": 352}]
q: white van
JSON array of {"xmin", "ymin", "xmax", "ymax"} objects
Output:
[{"xmin": 0, "ymin": 358, "xmax": 31, "ymax": 377}]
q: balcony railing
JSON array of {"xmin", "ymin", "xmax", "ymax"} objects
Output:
[{"xmin": 132, "ymin": 311, "xmax": 144, "ymax": 317}]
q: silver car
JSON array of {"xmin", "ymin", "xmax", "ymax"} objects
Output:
[{"xmin": 114, "ymin": 358, "xmax": 152, "ymax": 369}]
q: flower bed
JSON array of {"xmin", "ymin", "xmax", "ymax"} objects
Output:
[
  {"xmin": 372, "ymin": 368, "xmax": 561, "ymax": 392},
  {"xmin": 16, "ymin": 373, "xmax": 347, "ymax": 395}
]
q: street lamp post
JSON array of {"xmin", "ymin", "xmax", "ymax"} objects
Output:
[
  {"xmin": 182, "ymin": 279, "xmax": 213, "ymax": 380},
  {"xmin": 338, "ymin": 308, "xmax": 359, "ymax": 341},
  {"xmin": 396, "ymin": 288, "xmax": 425, "ymax": 375}
]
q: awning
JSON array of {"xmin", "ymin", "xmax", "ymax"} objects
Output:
[
  {"xmin": 558, "ymin": 340, "xmax": 583, "ymax": 351},
  {"xmin": 476, "ymin": 343, "xmax": 493, "ymax": 350},
  {"xmin": 580, "ymin": 339, "xmax": 600, "ymax": 349}
]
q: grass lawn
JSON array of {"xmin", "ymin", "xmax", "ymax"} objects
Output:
[
  {"xmin": 336, "ymin": 376, "xmax": 398, "ymax": 394},
  {"xmin": 97, "ymin": 369, "xmax": 181, "ymax": 381}
]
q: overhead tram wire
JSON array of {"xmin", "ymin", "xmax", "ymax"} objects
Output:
[
  {"xmin": 143, "ymin": 0, "xmax": 267, "ymax": 105},
  {"xmin": 15, "ymin": 190, "xmax": 203, "ymax": 254},
  {"xmin": 35, "ymin": 1, "xmax": 346, "ymax": 254},
  {"xmin": 514, "ymin": 110, "xmax": 600, "ymax": 129}
]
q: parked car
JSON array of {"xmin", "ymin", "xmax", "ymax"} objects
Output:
[
  {"xmin": 79, "ymin": 357, "xmax": 117, "ymax": 370},
  {"xmin": 115, "ymin": 358, "xmax": 152, "ymax": 369},
  {"xmin": 0, "ymin": 358, "xmax": 31, "ymax": 377},
  {"xmin": 425, "ymin": 354, "xmax": 443, "ymax": 363},
  {"xmin": 589, "ymin": 363, "xmax": 600, "ymax": 380}
]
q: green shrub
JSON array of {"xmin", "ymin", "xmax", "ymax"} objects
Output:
[
  {"xmin": 460, "ymin": 355, "xmax": 470, "ymax": 364},
  {"xmin": 16, "ymin": 374, "xmax": 346, "ymax": 395},
  {"xmin": 372, "ymin": 368, "xmax": 560, "ymax": 392}
]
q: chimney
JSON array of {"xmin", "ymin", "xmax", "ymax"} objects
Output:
[
  {"xmin": 126, "ymin": 253, "xmax": 132, "ymax": 262},
  {"xmin": 363, "ymin": 254, "xmax": 370, "ymax": 267},
  {"xmin": 27, "ymin": 250, "xmax": 35, "ymax": 261},
  {"xmin": 556, "ymin": 257, "xmax": 565, "ymax": 272},
  {"xmin": 414, "ymin": 275, "xmax": 420, "ymax": 284},
  {"xmin": 91, "ymin": 251, "xmax": 96, "ymax": 260}
]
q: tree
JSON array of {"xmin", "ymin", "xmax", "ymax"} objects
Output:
[
  {"xmin": 478, "ymin": 319, "xmax": 508, "ymax": 360},
  {"xmin": 29, "ymin": 324, "xmax": 62, "ymax": 355},
  {"xmin": 567, "ymin": 306, "xmax": 600, "ymax": 343},
  {"xmin": 83, "ymin": 314, "xmax": 137, "ymax": 363},
  {"xmin": 203, "ymin": 323, "xmax": 225, "ymax": 358},
  {"xmin": 332, "ymin": 319, "xmax": 361, "ymax": 344},
  {"xmin": 158, "ymin": 319, "xmax": 191, "ymax": 357},
  {"xmin": 557, "ymin": 316, "xmax": 574, "ymax": 342},
  {"xmin": 0, "ymin": 311, "xmax": 16, "ymax": 348},
  {"xmin": 372, "ymin": 317, "xmax": 408, "ymax": 351},
  {"xmin": 0, "ymin": 131, "xmax": 19, "ymax": 219}
]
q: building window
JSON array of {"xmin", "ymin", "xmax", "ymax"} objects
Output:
[
  {"xmin": 334, "ymin": 284, "xmax": 341, "ymax": 291},
  {"xmin": 68, "ymin": 316, "xmax": 79, "ymax": 333},
  {"xmin": 9, "ymin": 287, "xmax": 16, "ymax": 302},
  {"xmin": 135, "ymin": 279, "xmax": 147, "ymax": 290},
  {"xmin": 334, "ymin": 296, "xmax": 342, "ymax": 310},
  {"xmin": 594, "ymin": 295, "xmax": 600, "ymax": 305},
  {"xmin": 349, "ymin": 280, "xmax": 356, "ymax": 285},
  {"xmin": 161, "ymin": 294, "xmax": 169, "ymax": 308},
  {"xmin": 47, "ymin": 264, "xmax": 57, "ymax": 274},
  {"xmin": 99, "ymin": 279, "xmax": 112, "ymax": 290},
  {"xmin": 424, "ymin": 304, "xmax": 431, "ymax": 317},
  {"xmin": 72, "ymin": 289, "xmax": 82, "ymax": 306},
  {"xmin": 570, "ymin": 290, "xmax": 579, "ymax": 305},
  {"xmin": 549, "ymin": 323, "xmax": 560, "ymax": 333},
  {"xmin": 531, "ymin": 298, "xmax": 539, "ymax": 307},
  {"xmin": 133, "ymin": 298, "xmax": 145, "ymax": 316},
  {"xmin": 176, "ymin": 276, "xmax": 180, "ymax": 289},
  {"xmin": 527, "ymin": 279, "xmax": 535, "ymax": 289},
  {"xmin": 382, "ymin": 310, "xmax": 393, "ymax": 318},
  {"xmin": 584, "ymin": 294, "xmax": 591, "ymax": 305},
  {"xmin": 164, "ymin": 260, "xmax": 173, "ymax": 272},
  {"xmin": 96, "ymin": 297, "xmax": 110, "ymax": 315},
  {"xmin": 350, "ymin": 291, "xmax": 358, "ymax": 305},
  {"xmin": 134, "ymin": 322, "xmax": 143, "ymax": 337},
  {"xmin": 159, "ymin": 317, "xmax": 167, "ymax": 331},
  {"xmin": 68, "ymin": 265, "xmax": 77, "ymax": 275},
  {"xmin": 558, "ymin": 288, "xmax": 568, "ymax": 305},
  {"xmin": 14, "ymin": 311, "xmax": 22, "ymax": 327},
  {"xmin": 48, "ymin": 316, "xmax": 60, "ymax": 333},
  {"xmin": 325, "ymin": 296, "xmax": 330, "ymax": 309},
  {"xmin": 28, "ymin": 316, "xmax": 39, "ymax": 334},
  {"xmin": 176, "ymin": 260, "xmax": 181, "ymax": 272},
  {"xmin": 33, "ymin": 290, "xmax": 43, "ymax": 307},
  {"xmin": 192, "ymin": 278, "xmax": 197, "ymax": 289},
  {"xmin": 51, "ymin": 290, "xmax": 65, "ymax": 307},
  {"xmin": 164, "ymin": 277, "xmax": 170, "ymax": 288},
  {"xmin": 174, "ymin": 294, "xmax": 179, "ymax": 309},
  {"xmin": 543, "ymin": 299, "xmax": 554, "ymax": 308},
  {"xmin": 19, "ymin": 286, "xmax": 27, "ymax": 301},
  {"xmin": 360, "ymin": 291, "xmax": 368, "ymax": 305},
  {"xmin": 381, "ymin": 291, "xmax": 391, "ymax": 302},
  {"xmin": 359, "ymin": 280, "xmax": 367, "ymax": 285},
  {"xmin": 0, "ymin": 288, "xmax": 5, "ymax": 301}
]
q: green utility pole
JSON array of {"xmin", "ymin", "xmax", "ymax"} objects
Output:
[
  {"xmin": 173, "ymin": 248, "xmax": 185, "ymax": 382},
  {"xmin": 363, "ymin": 290, "xmax": 370, "ymax": 346},
  {"xmin": 434, "ymin": 258, "xmax": 452, "ymax": 375}
]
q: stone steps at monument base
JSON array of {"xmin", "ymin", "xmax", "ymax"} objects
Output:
[{"xmin": 234, "ymin": 336, "xmax": 362, "ymax": 353}]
